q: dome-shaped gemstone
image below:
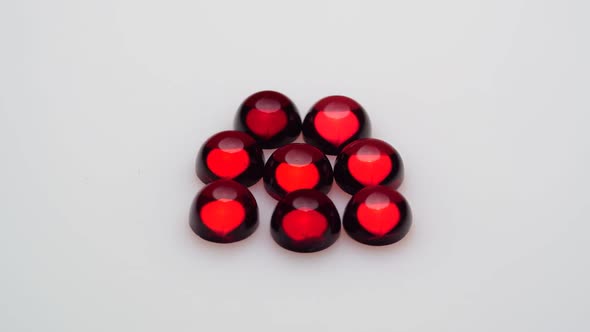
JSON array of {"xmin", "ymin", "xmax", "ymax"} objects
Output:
[
  {"xmin": 271, "ymin": 189, "xmax": 341, "ymax": 253},
  {"xmin": 334, "ymin": 138, "xmax": 404, "ymax": 195},
  {"xmin": 302, "ymin": 95, "xmax": 371, "ymax": 155},
  {"xmin": 197, "ymin": 131, "xmax": 264, "ymax": 187},
  {"xmin": 190, "ymin": 180, "xmax": 259, "ymax": 243},
  {"xmin": 234, "ymin": 90, "xmax": 301, "ymax": 149},
  {"xmin": 263, "ymin": 143, "xmax": 333, "ymax": 200},
  {"xmin": 343, "ymin": 186, "xmax": 411, "ymax": 246}
]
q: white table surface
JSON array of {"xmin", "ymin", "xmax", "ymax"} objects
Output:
[{"xmin": 1, "ymin": 0, "xmax": 589, "ymax": 331}]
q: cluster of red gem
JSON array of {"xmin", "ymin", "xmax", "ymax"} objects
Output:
[{"xmin": 190, "ymin": 90, "xmax": 412, "ymax": 252}]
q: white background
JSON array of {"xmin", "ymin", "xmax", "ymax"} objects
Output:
[{"xmin": 1, "ymin": 0, "xmax": 589, "ymax": 331}]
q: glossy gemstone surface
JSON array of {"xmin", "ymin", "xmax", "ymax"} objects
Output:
[
  {"xmin": 271, "ymin": 189, "xmax": 341, "ymax": 253},
  {"xmin": 334, "ymin": 138, "xmax": 404, "ymax": 195},
  {"xmin": 343, "ymin": 186, "xmax": 411, "ymax": 246},
  {"xmin": 190, "ymin": 180, "xmax": 259, "ymax": 243},
  {"xmin": 197, "ymin": 131, "xmax": 264, "ymax": 187},
  {"xmin": 263, "ymin": 143, "xmax": 333, "ymax": 200},
  {"xmin": 302, "ymin": 95, "xmax": 371, "ymax": 155},
  {"xmin": 234, "ymin": 90, "xmax": 302, "ymax": 149}
]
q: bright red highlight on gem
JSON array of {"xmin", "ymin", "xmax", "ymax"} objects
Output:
[
  {"xmin": 334, "ymin": 138, "xmax": 404, "ymax": 195},
  {"xmin": 282, "ymin": 209, "xmax": 328, "ymax": 241},
  {"xmin": 302, "ymin": 95, "xmax": 370, "ymax": 155},
  {"xmin": 275, "ymin": 163, "xmax": 320, "ymax": 192},
  {"xmin": 235, "ymin": 90, "xmax": 302, "ymax": 149},
  {"xmin": 347, "ymin": 144, "xmax": 393, "ymax": 186},
  {"xmin": 206, "ymin": 147, "xmax": 250, "ymax": 179},
  {"xmin": 314, "ymin": 103, "xmax": 360, "ymax": 146},
  {"xmin": 356, "ymin": 192, "xmax": 400, "ymax": 236},
  {"xmin": 200, "ymin": 200, "xmax": 245, "ymax": 236},
  {"xmin": 263, "ymin": 143, "xmax": 333, "ymax": 200},
  {"xmin": 206, "ymin": 136, "xmax": 249, "ymax": 178}
]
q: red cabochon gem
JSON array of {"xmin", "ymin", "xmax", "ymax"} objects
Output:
[
  {"xmin": 263, "ymin": 143, "xmax": 333, "ymax": 200},
  {"xmin": 347, "ymin": 145, "xmax": 392, "ymax": 185},
  {"xmin": 271, "ymin": 189, "xmax": 341, "ymax": 253},
  {"xmin": 190, "ymin": 180, "xmax": 259, "ymax": 243},
  {"xmin": 235, "ymin": 90, "xmax": 302, "ymax": 149},
  {"xmin": 197, "ymin": 130, "xmax": 264, "ymax": 187},
  {"xmin": 314, "ymin": 102, "xmax": 359, "ymax": 146},
  {"xmin": 334, "ymin": 138, "xmax": 404, "ymax": 195},
  {"xmin": 356, "ymin": 192, "xmax": 400, "ymax": 236},
  {"xmin": 302, "ymin": 95, "xmax": 371, "ymax": 155},
  {"xmin": 343, "ymin": 186, "xmax": 411, "ymax": 246}
]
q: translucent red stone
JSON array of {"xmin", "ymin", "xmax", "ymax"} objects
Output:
[
  {"xmin": 302, "ymin": 95, "xmax": 371, "ymax": 155},
  {"xmin": 197, "ymin": 130, "xmax": 264, "ymax": 187},
  {"xmin": 263, "ymin": 143, "xmax": 333, "ymax": 200},
  {"xmin": 271, "ymin": 189, "xmax": 341, "ymax": 253},
  {"xmin": 234, "ymin": 90, "xmax": 302, "ymax": 149},
  {"xmin": 190, "ymin": 180, "xmax": 259, "ymax": 243},
  {"xmin": 334, "ymin": 138, "xmax": 404, "ymax": 195},
  {"xmin": 343, "ymin": 186, "xmax": 411, "ymax": 246}
]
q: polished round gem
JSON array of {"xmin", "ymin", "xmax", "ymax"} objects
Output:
[
  {"xmin": 190, "ymin": 180, "xmax": 259, "ymax": 243},
  {"xmin": 271, "ymin": 189, "xmax": 341, "ymax": 253},
  {"xmin": 302, "ymin": 95, "xmax": 371, "ymax": 155},
  {"xmin": 263, "ymin": 143, "xmax": 333, "ymax": 200},
  {"xmin": 343, "ymin": 186, "xmax": 411, "ymax": 246},
  {"xmin": 197, "ymin": 130, "xmax": 264, "ymax": 187},
  {"xmin": 234, "ymin": 90, "xmax": 302, "ymax": 149},
  {"xmin": 334, "ymin": 138, "xmax": 404, "ymax": 195}
]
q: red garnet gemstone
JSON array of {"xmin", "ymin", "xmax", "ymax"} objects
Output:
[
  {"xmin": 302, "ymin": 95, "xmax": 371, "ymax": 155},
  {"xmin": 271, "ymin": 189, "xmax": 341, "ymax": 253},
  {"xmin": 190, "ymin": 180, "xmax": 258, "ymax": 243},
  {"xmin": 343, "ymin": 186, "xmax": 411, "ymax": 246},
  {"xmin": 263, "ymin": 143, "xmax": 333, "ymax": 200},
  {"xmin": 234, "ymin": 90, "xmax": 302, "ymax": 149},
  {"xmin": 197, "ymin": 131, "xmax": 264, "ymax": 187},
  {"xmin": 334, "ymin": 138, "xmax": 404, "ymax": 195}
]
